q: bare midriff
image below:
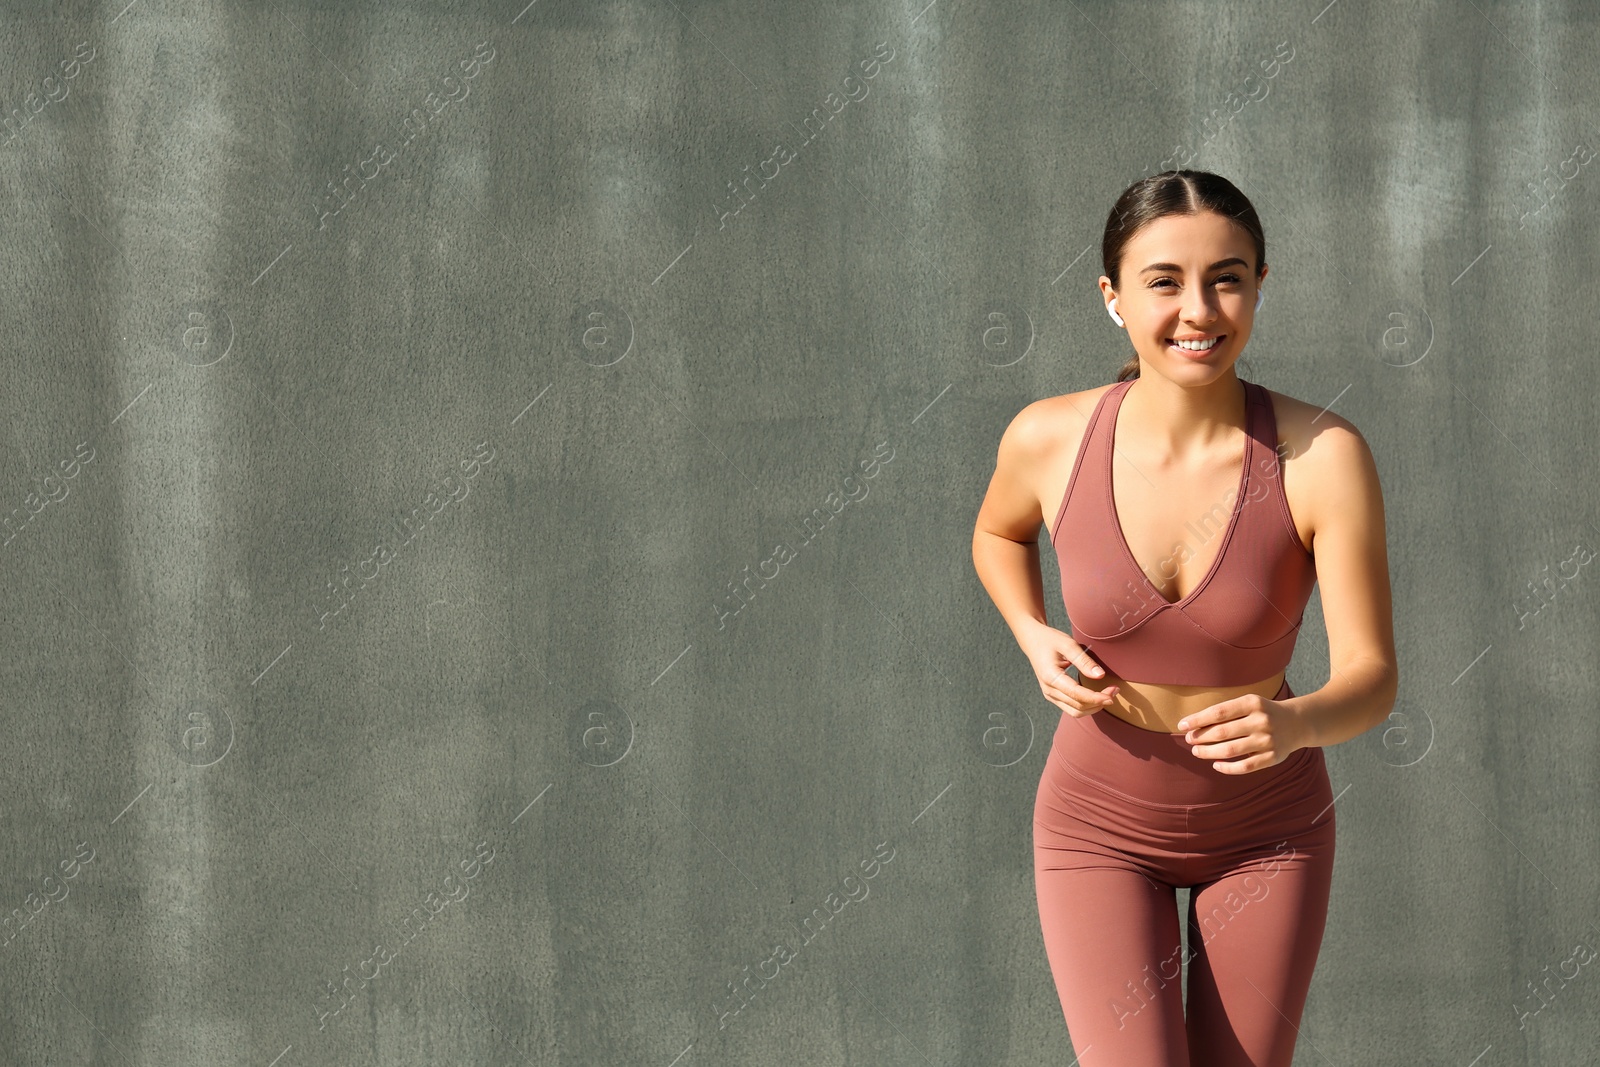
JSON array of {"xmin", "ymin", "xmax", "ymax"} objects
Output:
[{"xmin": 1078, "ymin": 667, "xmax": 1288, "ymax": 734}]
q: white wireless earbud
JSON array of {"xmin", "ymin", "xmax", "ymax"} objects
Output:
[{"xmin": 1255, "ymin": 289, "xmax": 1265, "ymax": 312}]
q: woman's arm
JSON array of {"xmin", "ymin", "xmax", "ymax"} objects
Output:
[
  {"xmin": 971, "ymin": 400, "xmax": 1107, "ymax": 684},
  {"xmin": 1283, "ymin": 416, "xmax": 1400, "ymax": 749},
  {"xmin": 972, "ymin": 401, "xmax": 1056, "ymax": 647}
]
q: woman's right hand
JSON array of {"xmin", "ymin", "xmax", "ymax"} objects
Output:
[{"xmin": 1020, "ymin": 624, "xmax": 1119, "ymax": 717}]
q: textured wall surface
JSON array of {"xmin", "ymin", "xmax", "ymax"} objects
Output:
[{"xmin": 0, "ymin": 1, "xmax": 1596, "ymax": 1064}]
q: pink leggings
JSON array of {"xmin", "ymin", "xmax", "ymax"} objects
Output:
[{"xmin": 1033, "ymin": 679, "xmax": 1335, "ymax": 1066}]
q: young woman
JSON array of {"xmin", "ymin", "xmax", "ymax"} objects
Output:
[{"xmin": 971, "ymin": 170, "xmax": 1398, "ymax": 1065}]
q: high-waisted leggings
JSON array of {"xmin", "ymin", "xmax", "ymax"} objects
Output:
[{"xmin": 1033, "ymin": 679, "xmax": 1335, "ymax": 1066}]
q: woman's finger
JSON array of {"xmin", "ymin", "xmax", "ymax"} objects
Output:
[
  {"xmin": 1041, "ymin": 671, "xmax": 1090, "ymax": 710},
  {"xmin": 1072, "ymin": 653, "xmax": 1107, "ymax": 679}
]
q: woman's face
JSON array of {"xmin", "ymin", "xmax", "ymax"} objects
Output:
[{"xmin": 1099, "ymin": 211, "xmax": 1267, "ymax": 380}]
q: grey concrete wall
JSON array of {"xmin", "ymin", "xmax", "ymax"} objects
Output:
[{"xmin": 0, "ymin": 1, "xmax": 1595, "ymax": 1064}]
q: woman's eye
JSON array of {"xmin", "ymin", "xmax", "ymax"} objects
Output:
[{"xmin": 1150, "ymin": 274, "xmax": 1241, "ymax": 289}]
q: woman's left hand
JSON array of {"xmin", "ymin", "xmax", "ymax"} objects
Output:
[{"xmin": 1175, "ymin": 692, "xmax": 1309, "ymax": 774}]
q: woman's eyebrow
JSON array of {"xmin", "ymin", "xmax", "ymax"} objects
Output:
[{"xmin": 1138, "ymin": 257, "xmax": 1249, "ymax": 275}]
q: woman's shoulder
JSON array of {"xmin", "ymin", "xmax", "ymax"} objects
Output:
[
  {"xmin": 997, "ymin": 383, "xmax": 1123, "ymax": 539},
  {"xmin": 1258, "ymin": 383, "xmax": 1374, "ymax": 472},
  {"xmin": 1006, "ymin": 382, "xmax": 1121, "ymax": 455}
]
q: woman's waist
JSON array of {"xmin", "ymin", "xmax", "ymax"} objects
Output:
[
  {"xmin": 1047, "ymin": 700, "xmax": 1319, "ymax": 808},
  {"xmin": 1047, "ymin": 673, "xmax": 1311, "ymax": 800},
  {"xmin": 1078, "ymin": 669, "xmax": 1292, "ymax": 735}
]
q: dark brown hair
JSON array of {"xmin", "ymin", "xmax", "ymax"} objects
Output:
[{"xmin": 1101, "ymin": 170, "xmax": 1266, "ymax": 382}]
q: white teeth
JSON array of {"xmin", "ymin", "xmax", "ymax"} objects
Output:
[{"xmin": 1170, "ymin": 337, "xmax": 1219, "ymax": 351}]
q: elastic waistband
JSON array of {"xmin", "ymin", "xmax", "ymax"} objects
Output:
[{"xmin": 1049, "ymin": 678, "xmax": 1316, "ymax": 808}]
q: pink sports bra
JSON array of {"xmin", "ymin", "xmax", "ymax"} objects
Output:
[{"xmin": 1048, "ymin": 377, "xmax": 1317, "ymax": 687}]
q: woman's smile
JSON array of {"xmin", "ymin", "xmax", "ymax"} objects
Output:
[{"xmin": 1166, "ymin": 333, "xmax": 1225, "ymax": 358}]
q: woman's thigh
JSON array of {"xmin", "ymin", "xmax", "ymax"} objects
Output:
[
  {"xmin": 1034, "ymin": 863, "xmax": 1192, "ymax": 1064},
  {"xmin": 1035, "ymin": 748, "xmax": 1195, "ymax": 1064},
  {"xmin": 1182, "ymin": 749, "xmax": 1337, "ymax": 1066}
]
